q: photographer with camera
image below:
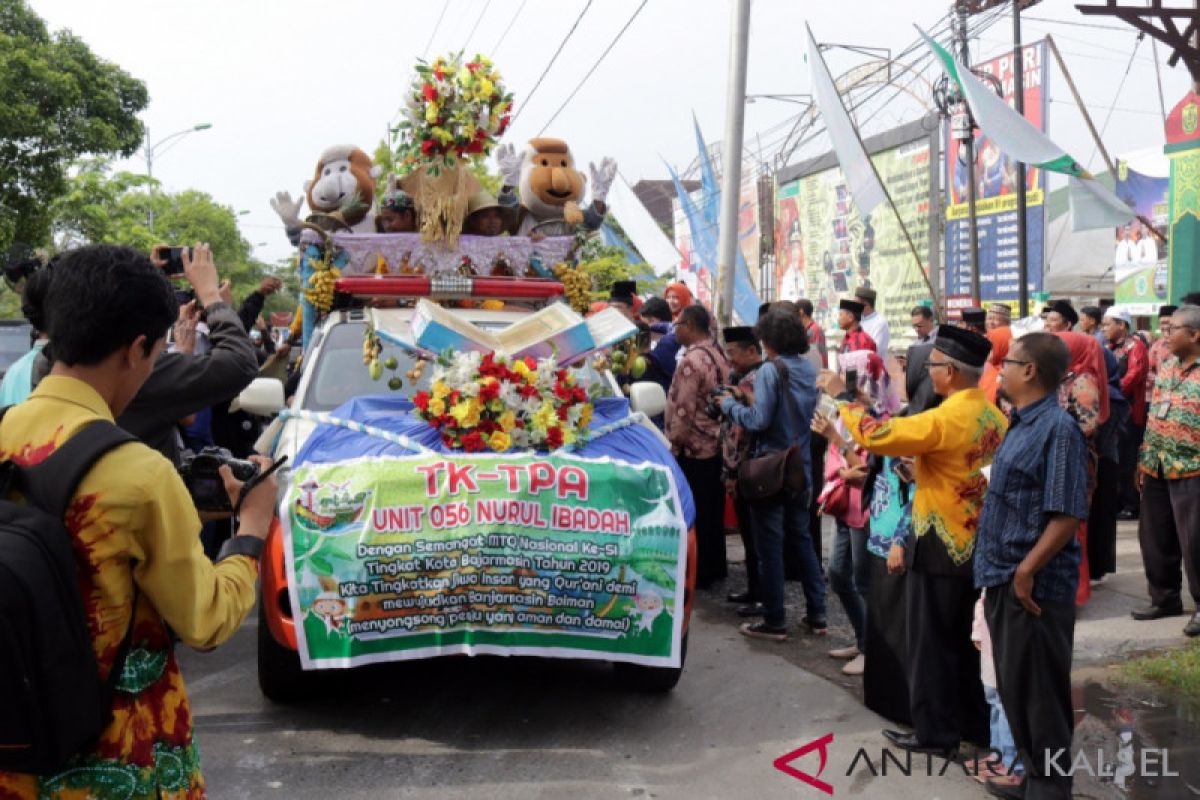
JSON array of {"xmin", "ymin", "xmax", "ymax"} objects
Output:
[
  {"xmin": 718, "ymin": 326, "xmax": 765, "ymax": 617},
  {"xmin": 665, "ymin": 304, "xmax": 730, "ymax": 588},
  {"xmin": 717, "ymin": 310, "xmax": 826, "ymax": 641},
  {"xmin": 0, "ymin": 245, "xmax": 277, "ymax": 796}
]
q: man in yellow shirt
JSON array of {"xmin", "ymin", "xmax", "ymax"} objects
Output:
[
  {"xmin": 819, "ymin": 324, "xmax": 1007, "ymax": 757},
  {"xmin": 0, "ymin": 245, "xmax": 277, "ymax": 799}
]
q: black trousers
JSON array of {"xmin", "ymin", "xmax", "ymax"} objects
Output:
[
  {"xmin": 1138, "ymin": 473, "xmax": 1200, "ymax": 608},
  {"xmin": 1087, "ymin": 456, "xmax": 1120, "ymax": 579},
  {"xmin": 905, "ymin": 569, "xmax": 988, "ymax": 748},
  {"xmin": 804, "ymin": 433, "xmax": 827, "ymax": 571},
  {"xmin": 864, "ymin": 557, "xmax": 910, "ymax": 725},
  {"xmin": 734, "ymin": 493, "xmax": 760, "ymax": 600},
  {"xmin": 986, "ymin": 583, "xmax": 1076, "ymax": 800},
  {"xmin": 1118, "ymin": 423, "xmax": 1145, "ymax": 514},
  {"xmin": 679, "ymin": 454, "xmax": 727, "ymax": 586}
]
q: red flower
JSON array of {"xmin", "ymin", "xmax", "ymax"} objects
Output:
[
  {"xmin": 434, "ymin": 68, "xmax": 445, "ymax": 81},
  {"xmin": 477, "ymin": 418, "xmax": 499, "ymax": 434},
  {"xmin": 467, "ymin": 61, "xmax": 480, "ymax": 72},
  {"xmin": 518, "ymin": 384, "xmax": 540, "ymax": 399},
  {"xmin": 555, "ymin": 369, "xmax": 568, "ymax": 383},
  {"xmin": 554, "ymin": 383, "xmax": 573, "ymax": 401},
  {"xmin": 466, "ymin": 139, "xmax": 484, "ymax": 154},
  {"xmin": 573, "ymin": 387, "xmax": 587, "ymax": 403},
  {"xmin": 479, "ymin": 381, "xmax": 501, "ymax": 402},
  {"xmin": 545, "ymin": 427, "xmax": 564, "ymax": 449},
  {"xmin": 524, "ymin": 357, "xmax": 537, "ymax": 371},
  {"xmin": 441, "ymin": 433, "xmax": 455, "ymax": 448},
  {"xmin": 422, "ymin": 83, "xmax": 438, "ymax": 103},
  {"xmin": 421, "ymin": 139, "xmax": 436, "ymax": 156},
  {"xmin": 461, "ymin": 431, "xmax": 486, "ymax": 452},
  {"xmin": 449, "ymin": 390, "xmax": 461, "ymax": 405},
  {"xmin": 413, "ymin": 390, "xmax": 430, "ymax": 412},
  {"xmin": 556, "ymin": 405, "xmax": 569, "ymax": 421}
]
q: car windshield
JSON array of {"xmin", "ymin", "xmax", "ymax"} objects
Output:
[
  {"xmin": 0, "ymin": 324, "xmax": 32, "ymax": 374},
  {"xmin": 302, "ymin": 320, "xmax": 616, "ymax": 413}
]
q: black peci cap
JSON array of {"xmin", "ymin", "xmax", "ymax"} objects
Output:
[
  {"xmin": 934, "ymin": 324, "xmax": 992, "ymax": 368},
  {"xmin": 960, "ymin": 307, "xmax": 986, "ymax": 326},
  {"xmin": 723, "ymin": 326, "xmax": 757, "ymax": 345},
  {"xmin": 1049, "ymin": 299, "xmax": 1079, "ymax": 326},
  {"xmin": 839, "ymin": 298, "xmax": 865, "ymax": 316},
  {"xmin": 608, "ymin": 280, "xmax": 637, "ymax": 304}
]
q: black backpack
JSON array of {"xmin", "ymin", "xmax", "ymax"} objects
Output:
[{"xmin": 0, "ymin": 417, "xmax": 137, "ymax": 774}]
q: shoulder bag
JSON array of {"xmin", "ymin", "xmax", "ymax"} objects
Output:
[{"xmin": 736, "ymin": 359, "xmax": 808, "ymax": 502}]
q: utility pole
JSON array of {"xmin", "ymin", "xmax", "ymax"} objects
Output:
[
  {"xmin": 955, "ymin": 3, "xmax": 983, "ymax": 306},
  {"xmin": 715, "ymin": 0, "xmax": 750, "ymax": 327},
  {"xmin": 1014, "ymin": 0, "xmax": 1029, "ymax": 318}
]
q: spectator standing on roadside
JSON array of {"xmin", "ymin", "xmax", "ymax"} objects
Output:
[
  {"xmin": 665, "ymin": 305, "xmax": 730, "ymax": 588},
  {"xmin": 855, "ymin": 286, "xmax": 889, "ymax": 360},
  {"xmin": 838, "ymin": 299, "xmax": 877, "ymax": 356},
  {"xmin": 1145, "ymin": 305, "xmax": 1176, "ymax": 409},
  {"xmin": 1103, "ymin": 307, "xmax": 1149, "ymax": 520},
  {"xmin": 986, "ymin": 303, "xmax": 1011, "ymax": 332},
  {"xmin": 0, "ymin": 265, "xmax": 52, "ymax": 405},
  {"xmin": 911, "ymin": 305, "xmax": 935, "ymax": 345},
  {"xmin": 720, "ymin": 326, "xmax": 765, "ymax": 616},
  {"xmin": 0, "ymin": 245, "xmax": 278, "ymax": 798},
  {"xmin": 1132, "ymin": 305, "xmax": 1200, "ymax": 637},
  {"xmin": 797, "ymin": 298, "xmax": 828, "ymax": 368},
  {"xmin": 975, "ymin": 332, "xmax": 1088, "ymax": 800}
]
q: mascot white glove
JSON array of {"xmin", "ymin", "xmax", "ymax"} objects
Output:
[
  {"xmin": 588, "ymin": 158, "xmax": 618, "ymax": 204},
  {"xmin": 270, "ymin": 191, "xmax": 305, "ymax": 228},
  {"xmin": 496, "ymin": 143, "xmax": 524, "ymax": 188}
]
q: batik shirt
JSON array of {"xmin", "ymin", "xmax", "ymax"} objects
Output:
[
  {"xmin": 0, "ymin": 377, "xmax": 258, "ymax": 800},
  {"xmin": 839, "ymin": 387, "xmax": 1007, "ymax": 571},
  {"xmin": 1141, "ymin": 355, "xmax": 1200, "ymax": 479},
  {"xmin": 665, "ymin": 340, "xmax": 729, "ymax": 459},
  {"xmin": 1147, "ymin": 337, "xmax": 1172, "ymax": 405},
  {"xmin": 720, "ymin": 362, "xmax": 761, "ymax": 481}
]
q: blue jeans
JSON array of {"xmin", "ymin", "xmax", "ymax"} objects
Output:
[
  {"xmin": 984, "ymin": 684, "xmax": 1023, "ymax": 774},
  {"xmin": 749, "ymin": 493, "xmax": 826, "ymax": 629},
  {"xmin": 829, "ymin": 521, "xmax": 870, "ymax": 650}
]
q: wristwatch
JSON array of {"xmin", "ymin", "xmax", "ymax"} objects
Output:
[{"xmin": 217, "ymin": 535, "xmax": 265, "ymax": 562}]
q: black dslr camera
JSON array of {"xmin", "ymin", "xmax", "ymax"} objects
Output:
[
  {"xmin": 178, "ymin": 447, "xmax": 259, "ymax": 512},
  {"xmin": 705, "ymin": 386, "xmax": 736, "ymax": 420}
]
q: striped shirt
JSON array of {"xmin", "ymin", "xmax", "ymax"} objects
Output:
[{"xmin": 975, "ymin": 393, "xmax": 1090, "ymax": 604}]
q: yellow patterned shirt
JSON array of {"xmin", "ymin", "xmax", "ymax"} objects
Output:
[
  {"xmin": 0, "ymin": 376, "xmax": 258, "ymax": 800},
  {"xmin": 839, "ymin": 387, "xmax": 1008, "ymax": 567}
]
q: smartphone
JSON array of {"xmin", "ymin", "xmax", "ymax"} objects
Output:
[
  {"xmin": 892, "ymin": 459, "xmax": 915, "ymax": 484},
  {"xmin": 845, "ymin": 368, "xmax": 858, "ymax": 392},
  {"xmin": 159, "ymin": 246, "xmax": 192, "ymax": 276}
]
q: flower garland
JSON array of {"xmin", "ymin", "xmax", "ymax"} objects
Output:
[
  {"xmin": 396, "ymin": 51, "xmax": 512, "ymax": 172},
  {"xmin": 412, "ymin": 351, "xmax": 593, "ymax": 452}
]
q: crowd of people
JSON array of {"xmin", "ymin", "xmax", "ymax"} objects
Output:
[{"xmin": 625, "ymin": 281, "xmax": 1200, "ymax": 800}]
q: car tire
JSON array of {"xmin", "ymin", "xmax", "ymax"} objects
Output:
[
  {"xmin": 256, "ymin": 587, "xmax": 310, "ymax": 703},
  {"xmin": 612, "ymin": 632, "xmax": 687, "ymax": 692}
]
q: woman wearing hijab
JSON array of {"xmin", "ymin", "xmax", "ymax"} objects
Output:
[
  {"xmin": 1088, "ymin": 346, "xmax": 1128, "ymax": 581},
  {"xmin": 664, "ymin": 283, "xmax": 694, "ymax": 322},
  {"xmin": 1053, "ymin": 331, "xmax": 1109, "ymax": 606}
]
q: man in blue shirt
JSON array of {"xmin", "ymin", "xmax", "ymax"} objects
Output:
[{"xmin": 976, "ymin": 332, "xmax": 1089, "ymax": 800}]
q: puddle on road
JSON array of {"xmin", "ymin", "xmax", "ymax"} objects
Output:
[{"xmin": 1071, "ymin": 675, "xmax": 1200, "ymax": 798}]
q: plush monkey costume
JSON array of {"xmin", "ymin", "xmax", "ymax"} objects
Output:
[
  {"xmin": 494, "ymin": 138, "xmax": 617, "ymax": 236},
  {"xmin": 269, "ymin": 144, "xmax": 382, "ymax": 244}
]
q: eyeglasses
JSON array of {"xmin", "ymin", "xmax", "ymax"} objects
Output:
[
  {"xmin": 1001, "ymin": 358, "xmax": 1032, "ymax": 367},
  {"xmin": 924, "ymin": 361, "xmax": 953, "ymax": 371}
]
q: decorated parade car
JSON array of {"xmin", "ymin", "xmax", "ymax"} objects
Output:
[{"xmin": 244, "ymin": 50, "xmax": 696, "ymax": 701}]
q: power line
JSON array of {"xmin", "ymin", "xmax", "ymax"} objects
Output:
[
  {"xmin": 491, "ymin": 0, "xmax": 528, "ymax": 55},
  {"xmin": 461, "ymin": 0, "xmax": 492, "ymax": 55},
  {"xmin": 510, "ymin": 0, "xmax": 595, "ymax": 127},
  {"xmin": 536, "ymin": 0, "xmax": 650, "ymax": 135},
  {"xmin": 423, "ymin": 1, "xmax": 452, "ymax": 59}
]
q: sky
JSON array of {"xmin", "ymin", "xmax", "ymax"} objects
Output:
[{"xmin": 25, "ymin": 0, "xmax": 1195, "ymax": 267}]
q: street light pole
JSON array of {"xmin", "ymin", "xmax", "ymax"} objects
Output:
[
  {"xmin": 1013, "ymin": 0, "xmax": 1030, "ymax": 318},
  {"xmin": 143, "ymin": 123, "xmax": 213, "ymax": 231},
  {"xmin": 716, "ymin": 0, "xmax": 751, "ymax": 327}
]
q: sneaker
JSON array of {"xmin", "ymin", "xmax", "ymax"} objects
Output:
[
  {"xmin": 736, "ymin": 603, "xmax": 765, "ymax": 618},
  {"xmin": 841, "ymin": 654, "xmax": 865, "ymax": 675},
  {"xmin": 802, "ymin": 616, "xmax": 829, "ymax": 635},
  {"xmin": 829, "ymin": 645, "xmax": 859, "ymax": 659},
  {"xmin": 739, "ymin": 621, "xmax": 788, "ymax": 641}
]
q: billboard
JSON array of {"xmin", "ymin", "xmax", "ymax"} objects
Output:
[
  {"xmin": 774, "ymin": 138, "xmax": 932, "ymax": 334},
  {"xmin": 1113, "ymin": 162, "xmax": 1169, "ymax": 312},
  {"xmin": 944, "ymin": 40, "xmax": 1049, "ymax": 307}
]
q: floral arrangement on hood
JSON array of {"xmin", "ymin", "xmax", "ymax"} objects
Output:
[{"xmin": 412, "ymin": 351, "xmax": 593, "ymax": 452}]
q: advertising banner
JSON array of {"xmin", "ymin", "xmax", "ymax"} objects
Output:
[
  {"xmin": 1113, "ymin": 162, "xmax": 1169, "ymax": 312},
  {"xmin": 944, "ymin": 40, "xmax": 1048, "ymax": 304},
  {"xmin": 775, "ymin": 139, "xmax": 931, "ymax": 334},
  {"xmin": 283, "ymin": 452, "xmax": 687, "ymax": 670}
]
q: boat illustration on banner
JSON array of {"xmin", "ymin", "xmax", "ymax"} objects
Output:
[{"xmin": 294, "ymin": 477, "xmax": 370, "ymax": 535}]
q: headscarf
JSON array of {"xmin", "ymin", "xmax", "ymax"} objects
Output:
[
  {"xmin": 980, "ymin": 326, "xmax": 1012, "ymax": 403},
  {"xmin": 664, "ymin": 283, "xmax": 694, "ymax": 321},
  {"xmin": 1055, "ymin": 331, "xmax": 1110, "ymax": 425}
]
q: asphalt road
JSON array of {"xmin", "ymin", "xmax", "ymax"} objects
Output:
[{"xmin": 179, "ymin": 589, "xmax": 985, "ymax": 800}]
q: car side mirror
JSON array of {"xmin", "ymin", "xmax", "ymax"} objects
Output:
[
  {"xmin": 629, "ymin": 381, "xmax": 666, "ymax": 418},
  {"xmin": 231, "ymin": 377, "xmax": 286, "ymax": 416}
]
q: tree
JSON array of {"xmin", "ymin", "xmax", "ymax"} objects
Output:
[
  {"xmin": 48, "ymin": 159, "xmax": 289, "ymax": 315},
  {"xmin": 0, "ymin": 0, "xmax": 148, "ymax": 255}
]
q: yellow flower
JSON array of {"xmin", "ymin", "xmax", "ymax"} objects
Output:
[
  {"xmin": 533, "ymin": 401, "xmax": 556, "ymax": 432},
  {"xmin": 477, "ymin": 77, "xmax": 495, "ymax": 98},
  {"xmin": 450, "ymin": 398, "xmax": 482, "ymax": 428},
  {"xmin": 428, "ymin": 398, "xmax": 446, "ymax": 417},
  {"xmin": 432, "ymin": 380, "xmax": 450, "ymax": 400},
  {"xmin": 498, "ymin": 410, "xmax": 517, "ymax": 431},
  {"xmin": 561, "ymin": 428, "xmax": 577, "ymax": 446},
  {"xmin": 488, "ymin": 431, "xmax": 512, "ymax": 452},
  {"xmin": 425, "ymin": 103, "xmax": 440, "ymax": 124},
  {"xmin": 579, "ymin": 404, "xmax": 593, "ymax": 428},
  {"xmin": 432, "ymin": 126, "xmax": 454, "ymax": 145},
  {"xmin": 512, "ymin": 360, "xmax": 531, "ymax": 379}
]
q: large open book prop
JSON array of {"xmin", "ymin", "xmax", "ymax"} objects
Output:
[
  {"xmin": 410, "ymin": 299, "xmax": 637, "ymax": 364},
  {"xmin": 298, "ymin": 231, "xmax": 577, "ymax": 277}
]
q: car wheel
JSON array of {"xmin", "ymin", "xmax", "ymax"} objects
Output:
[
  {"xmin": 256, "ymin": 587, "xmax": 310, "ymax": 703},
  {"xmin": 612, "ymin": 632, "xmax": 687, "ymax": 692}
]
